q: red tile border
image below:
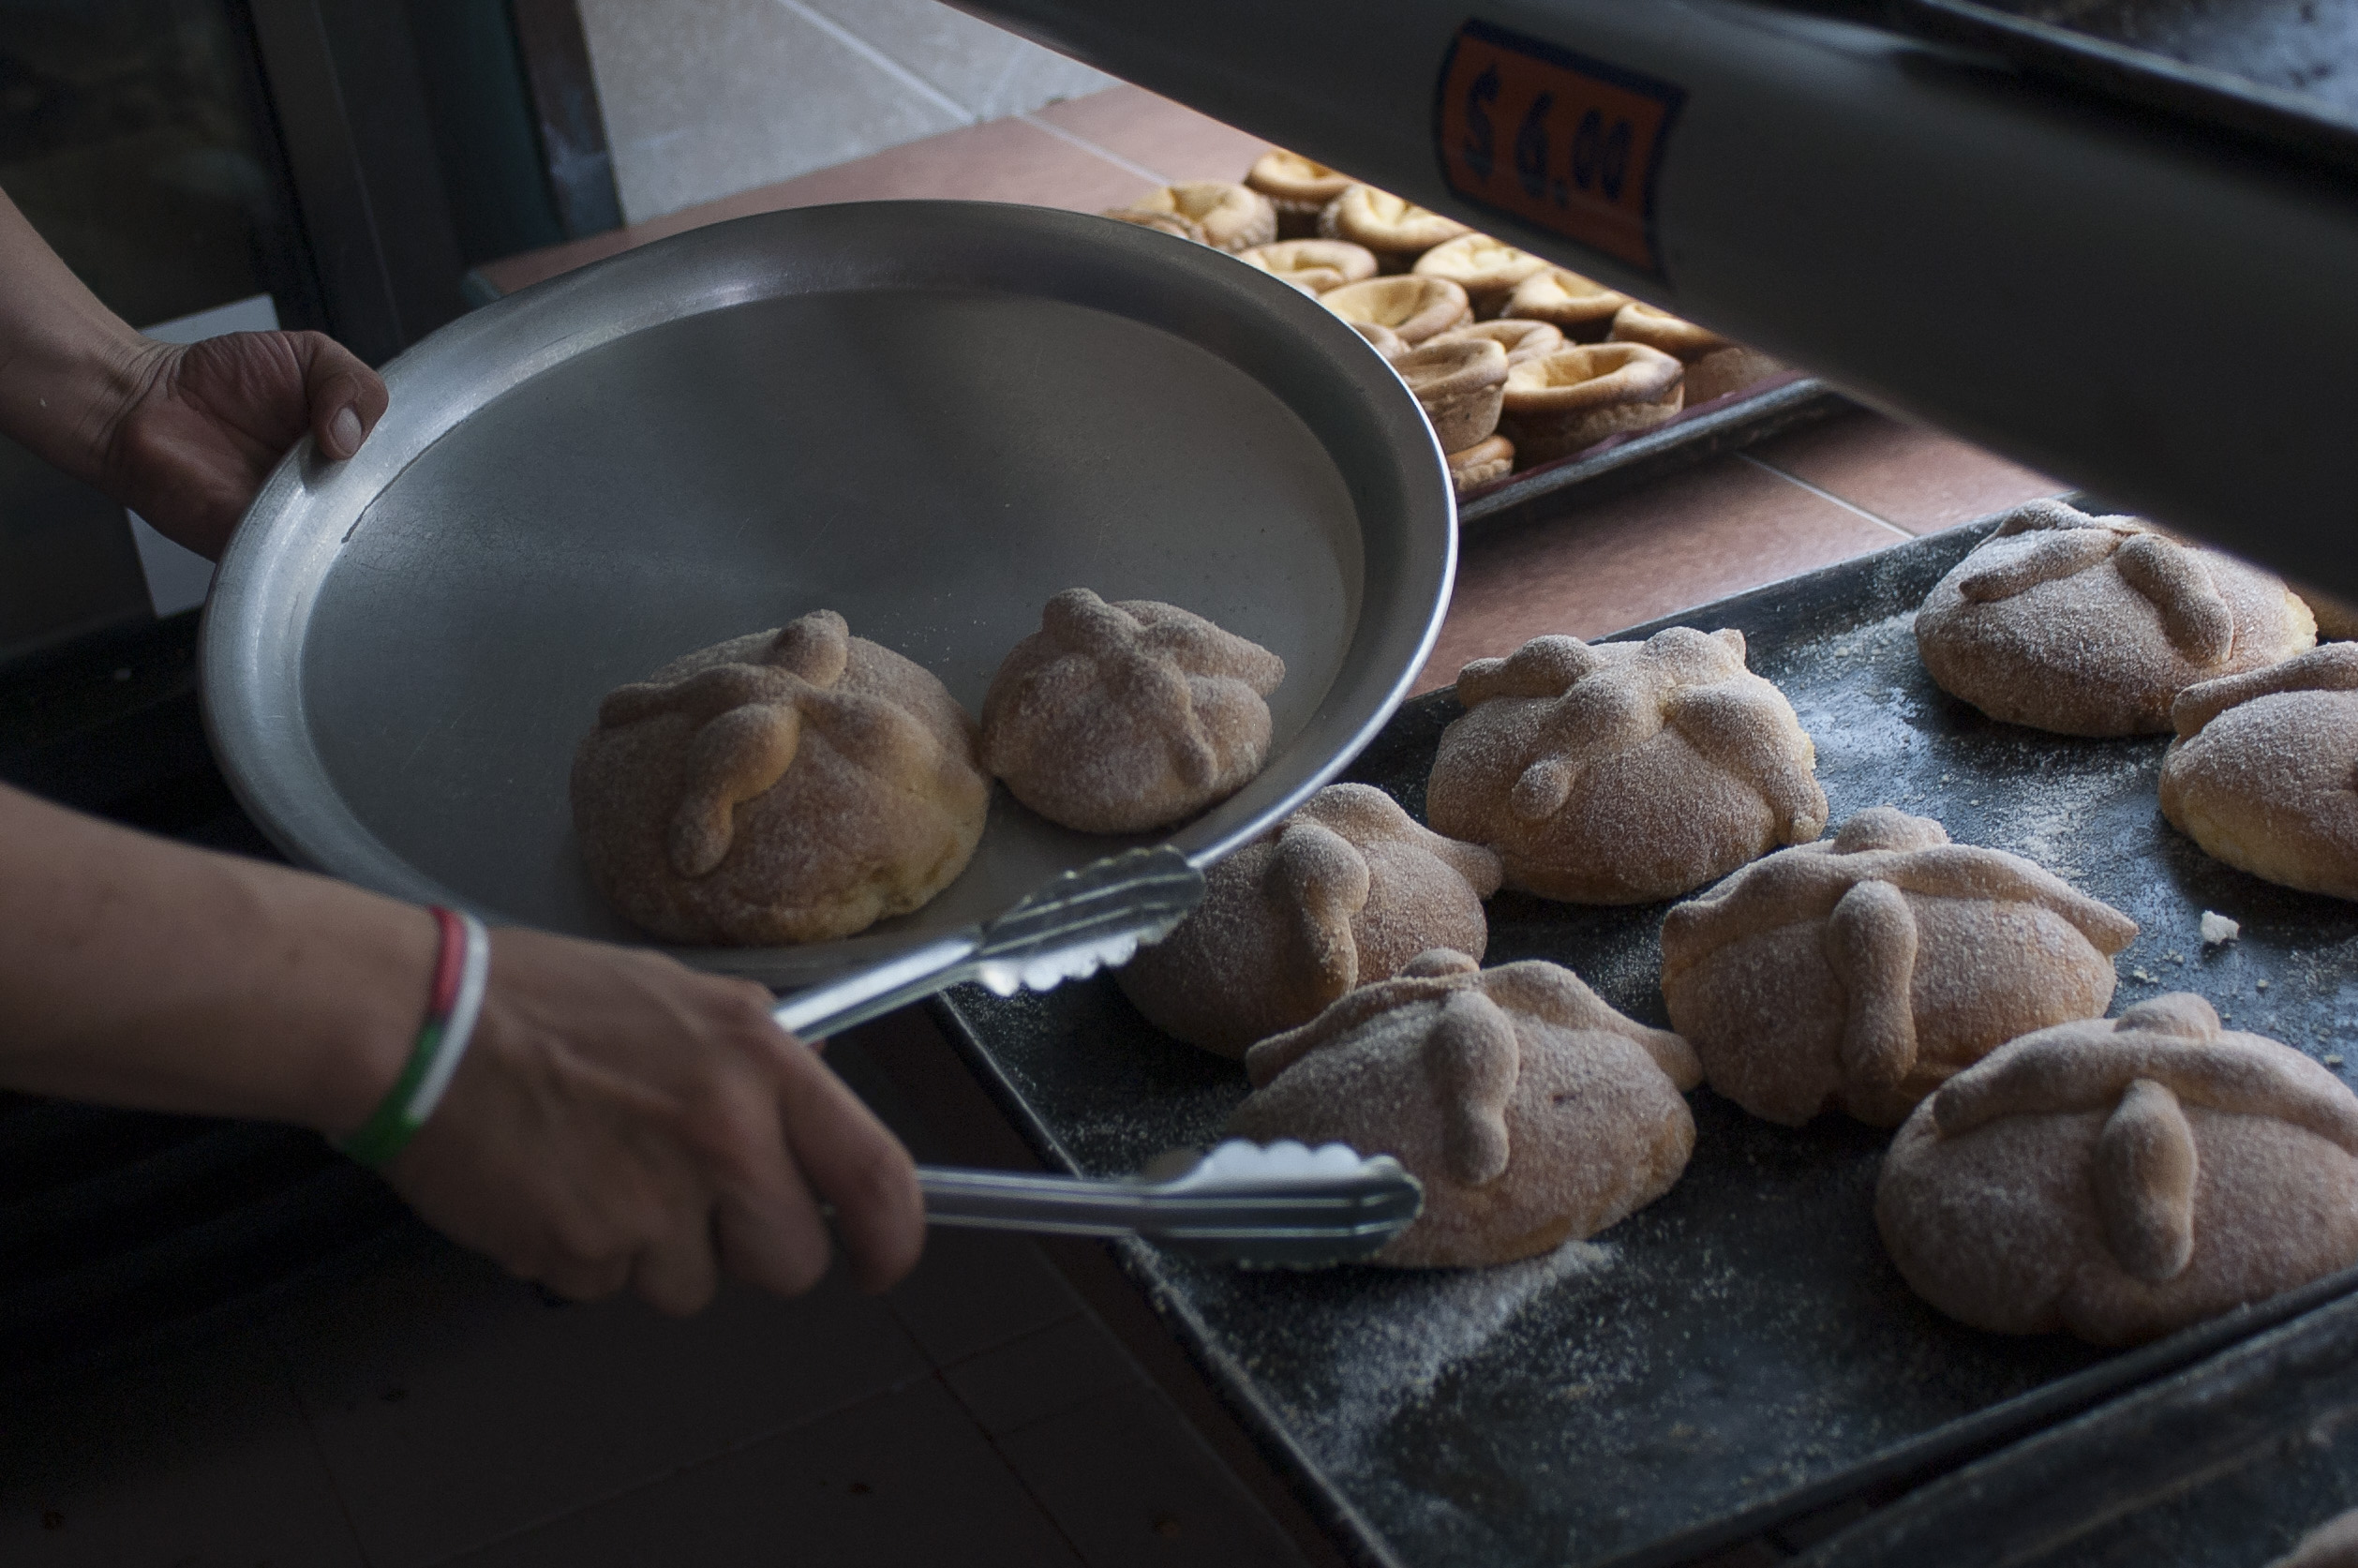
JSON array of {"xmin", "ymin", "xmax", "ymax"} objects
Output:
[{"xmin": 1745, "ymin": 409, "xmax": 2068, "ymax": 535}]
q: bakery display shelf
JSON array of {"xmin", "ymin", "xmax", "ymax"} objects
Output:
[
  {"xmin": 1798, "ymin": 1280, "xmax": 2358, "ymax": 1565},
  {"xmin": 1457, "ymin": 373, "xmax": 1850, "ymax": 536},
  {"xmin": 1893, "ymin": 0, "xmax": 2358, "ymax": 177},
  {"xmin": 927, "ymin": 515, "xmax": 2358, "ymax": 1568}
]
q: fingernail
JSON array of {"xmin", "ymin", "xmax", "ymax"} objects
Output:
[{"xmin": 330, "ymin": 405, "xmax": 364, "ymax": 455}]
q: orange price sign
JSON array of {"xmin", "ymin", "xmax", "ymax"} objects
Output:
[{"xmin": 1432, "ymin": 20, "xmax": 1685, "ymax": 277}]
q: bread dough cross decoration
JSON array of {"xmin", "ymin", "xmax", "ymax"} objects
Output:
[
  {"xmin": 593, "ymin": 610, "xmax": 926, "ymax": 880},
  {"xmin": 1957, "ymin": 500, "xmax": 2235, "ymax": 663},
  {"xmin": 1460, "ymin": 626, "xmax": 1823, "ymax": 834},
  {"xmin": 1666, "ymin": 808, "xmax": 2138, "ymax": 1094},
  {"xmin": 1932, "ymin": 993, "xmax": 2358, "ymax": 1283},
  {"xmin": 1026, "ymin": 588, "xmax": 1284, "ymax": 794}
]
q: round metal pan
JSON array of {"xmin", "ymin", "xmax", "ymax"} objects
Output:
[{"xmin": 201, "ymin": 201, "xmax": 1455, "ymax": 986}]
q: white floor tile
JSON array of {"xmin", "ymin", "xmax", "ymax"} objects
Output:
[
  {"xmin": 0, "ymin": 1324, "xmax": 365, "ymax": 1566},
  {"xmin": 449, "ymin": 1377, "xmax": 1082, "ymax": 1566}
]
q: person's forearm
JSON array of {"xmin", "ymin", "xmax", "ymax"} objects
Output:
[
  {"xmin": 0, "ymin": 782, "xmax": 428, "ymax": 1134},
  {"xmin": 0, "ymin": 187, "xmax": 155, "ymax": 490}
]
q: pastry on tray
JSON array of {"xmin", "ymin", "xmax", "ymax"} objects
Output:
[
  {"xmin": 1607, "ymin": 302, "xmax": 1787, "ymax": 405},
  {"xmin": 1877, "ymin": 993, "xmax": 2358, "ymax": 1346},
  {"xmin": 1320, "ymin": 275, "xmax": 1474, "ymax": 345},
  {"xmin": 2159, "ymin": 643, "xmax": 2358, "ymax": 901},
  {"xmin": 1500, "ymin": 267, "xmax": 1630, "ymax": 340},
  {"xmin": 1428, "ymin": 628, "xmax": 1827, "ymax": 903},
  {"xmin": 980, "ymin": 589, "xmax": 1285, "ymax": 834},
  {"xmin": 1229, "ymin": 949, "xmax": 1702, "ymax": 1267},
  {"xmin": 571, "ymin": 609, "xmax": 989, "ymax": 945},
  {"xmin": 1662, "ymin": 807, "xmax": 2139, "ymax": 1127},
  {"xmin": 1117, "ymin": 181, "xmax": 1276, "ymax": 252},
  {"xmin": 1447, "ymin": 434, "xmax": 1515, "ymax": 494},
  {"xmin": 1349, "ymin": 321, "xmax": 1410, "ymax": 360},
  {"xmin": 1915, "ymin": 499, "xmax": 2317, "ymax": 737},
  {"xmin": 1099, "ymin": 208, "xmax": 1205, "ymax": 245},
  {"xmin": 1392, "ymin": 336, "xmax": 1507, "ymax": 453},
  {"xmin": 1246, "ymin": 149, "xmax": 1355, "ymax": 238},
  {"xmin": 1118, "ymin": 784, "xmax": 1502, "ymax": 1057},
  {"xmin": 1317, "ymin": 185, "xmax": 1471, "ymax": 271},
  {"xmin": 1497, "ymin": 343, "xmax": 1685, "ymax": 465},
  {"xmin": 1411, "ymin": 232, "xmax": 1552, "ymax": 317},
  {"xmin": 1428, "ymin": 318, "xmax": 1563, "ymax": 366},
  {"xmin": 1238, "ymin": 238, "xmax": 1377, "ymax": 294}
]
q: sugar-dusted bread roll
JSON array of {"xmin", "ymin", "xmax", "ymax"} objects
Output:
[
  {"xmin": 981, "ymin": 589, "xmax": 1284, "ymax": 835},
  {"xmin": 1119, "ymin": 784, "xmax": 1500, "ymax": 1056},
  {"xmin": 2159, "ymin": 643, "xmax": 2358, "ymax": 901},
  {"xmin": 1607, "ymin": 302, "xmax": 1786, "ymax": 404},
  {"xmin": 1117, "ymin": 181, "xmax": 1276, "ymax": 252},
  {"xmin": 2274, "ymin": 1509, "xmax": 2358, "ymax": 1568},
  {"xmin": 1320, "ymin": 275, "xmax": 1473, "ymax": 345},
  {"xmin": 1230, "ymin": 949, "xmax": 1701, "ymax": 1266},
  {"xmin": 1392, "ymin": 336, "xmax": 1507, "ymax": 453},
  {"xmin": 1916, "ymin": 499, "xmax": 2317, "ymax": 736},
  {"xmin": 572, "ymin": 610, "xmax": 988, "ymax": 945},
  {"xmin": 1878, "ymin": 994, "xmax": 2358, "ymax": 1346},
  {"xmin": 1663, "ymin": 807, "xmax": 2139, "ymax": 1127},
  {"xmin": 1497, "ymin": 343, "xmax": 1684, "ymax": 464},
  {"xmin": 1427, "ymin": 627, "xmax": 1827, "ymax": 903},
  {"xmin": 1317, "ymin": 185, "xmax": 1470, "ymax": 270}
]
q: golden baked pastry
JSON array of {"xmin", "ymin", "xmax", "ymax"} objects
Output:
[
  {"xmin": 1663, "ymin": 807, "xmax": 2139, "ymax": 1127},
  {"xmin": 1427, "ymin": 627, "xmax": 1828, "ymax": 904},
  {"xmin": 1916, "ymin": 500, "xmax": 2318, "ymax": 737},
  {"xmin": 1230, "ymin": 948, "xmax": 1701, "ymax": 1267},
  {"xmin": 2276, "ymin": 1510, "xmax": 2358, "ymax": 1568},
  {"xmin": 980, "ymin": 589, "xmax": 1285, "ymax": 834},
  {"xmin": 1349, "ymin": 321, "xmax": 1410, "ymax": 360},
  {"xmin": 1498, "ymin": 343, "xmax": 1685, "ymax": 465},
  {"xmin": 1237, "ymin": 238, "xmax": 1377, "ymax": 294},
  {"xmin": 1877, "ymin": 993, "xmax": 2358, "ymax": 1346},
  {"xmin": 572, "ymin": 609, "xmax": 989, "ymax": 945},
  {"xmin": 1447, "ymin": 434, "xmax": 1515, "ymax": 494},
  {"xmin": 1120, "ymin": 181, "xmax": 1276, "ymax": 252},
  {"xmin": 1100, "ymin": 208, "xmax": 1204, "ymax": 245},
  {"xmin": 1392, "ymin": 336, "xmax": 1507, "ymax": 453},
  {"xmin": 1428, "ymin": 318, "xmax": 1564, "ymax": 366},
  {"xmin": 1317, "ymin": 186, "xmax": 1471, "ymax": 270},
  {"xmin": 1117, "ymin": 784, "xmax": 1502, "ymax": 1057},
  {"xmin": 1246, "ymin": 149, "xmax": 1355, "ymax": 238},
  {"xmin": 1320, "ymin": 276, "xmax": 1473, "ymax": 345},
  {"xmin": 1607, "ymin": 303, "xmax": 1786, "ymax": 405},
  {"xmin": 2159, "ymin": 643, "xmax": 2358, "ymax": 901},
  {"xmin": 1500, "ymin": 267, "xmax": 1630, "ymax": 340},
  {"xmin": 1410, "ymin": 233, "xmax": 1551, "ymax": 317}
]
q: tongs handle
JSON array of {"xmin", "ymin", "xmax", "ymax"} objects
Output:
[
  {"xmin": 772, "ymin": 936, "xmax": 977, "ymax": 1042},
  {"xmin": 918, "ymin": 1157, "xmax": 1423, "ymax": 1250}
]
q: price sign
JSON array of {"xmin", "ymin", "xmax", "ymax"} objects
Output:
[{"xmin": 1433, "ymin": 19, "xmax": 1684, "ymax": 277}]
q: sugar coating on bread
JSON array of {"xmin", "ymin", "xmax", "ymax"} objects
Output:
[
  {"xmin": 1877, "ymin": 993, "xmax": 2358, "ymax": 1346},
  {"xmin": 2159, "ymin": 642, "xmax": 2358, "ymax": 901},
  {"xmin": 1427, "ymin": 627, "xmax": 1828, "ymax": 903},
  {"xmin": 1229, "ymin": 949, "xmax": 1701, "ymax": 1266},
  {"xmin": 982, "ymin": 589, "xmax": 1285, "ymax": 834},
  {"xmin": 571, "ymin": 609, "xmax": 988, "ymax": 945},
  {"xmin": 1118, "ymin": 784, "xmax": 1503, "ymax": 1057},
  {"xmin": 1916, "ymin": 499, "xmax": 2317, "ymax": 736},
  {"xmin": 1662, "ymin": 807, "xmax": 2138, "ymax": 1127}
]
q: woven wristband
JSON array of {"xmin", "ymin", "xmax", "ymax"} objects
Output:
[{"xmin": 336, "ymin": 906, "xmax": 491, "ymax": 1168}]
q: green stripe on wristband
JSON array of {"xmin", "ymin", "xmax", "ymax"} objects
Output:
[{"xmin": 337, "ymin": 1018, "xmax": 447, "ymax": 1166}]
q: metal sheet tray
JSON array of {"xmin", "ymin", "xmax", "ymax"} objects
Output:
[
  {"xmin": 929, "ymin": 516, "xmax": 2358, "ymax": 1568},
  {"xmin": 1896, "ymin": 0, "xmax": 2358, "ymax": 175},
  {"xmin": 201, "ymin": 201, "xmax": 1455, "ymax": 986}
]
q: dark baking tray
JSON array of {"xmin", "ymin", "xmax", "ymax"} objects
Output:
[
  {"xmin": 1798, "ymin": 1280, "xmax": 2358, "ymax": 1565},
  {"xmin": 927, "ymin": 515, "xmax": 2358, "ymax": 1568},
  {"xmin": 1457, "ymin": 374, "xmax": 1850, "ymax": 537},
  {"xmin": 1894, "ymin": 0, "xmax": 2358, "ymax": 176}
]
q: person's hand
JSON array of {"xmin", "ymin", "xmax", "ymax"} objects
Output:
[
  {"xmin": 382, "ymin": 927, "xmax": 926, "ymax": 1315},
  {"xmin": 95, "ymin": 330, "xmax": 388, "ymax": 560}
]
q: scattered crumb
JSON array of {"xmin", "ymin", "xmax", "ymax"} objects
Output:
[
  {"xmin": 2201, "ymin": 911, "xmax": 2240, "ymax": 947},
  {"xmin": 2329, "ymin": 1055, "xmax": 2346, "ymax": 1068},
  {"xmin": 2130, "ymin": 967, "xmax": 2157, "ymax": 983},
  {"xmin": 2168, "ymin": 951, "xmax": 2186, "ymax": 964},
  {"xmin": 2258, "ymin": 978, "xmax": 2272, "ymax": 991}
]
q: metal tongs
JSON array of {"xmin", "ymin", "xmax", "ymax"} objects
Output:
[{"xmin": 773, "ymin": 846, "xmax": 1424, "ymax": 1267}]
